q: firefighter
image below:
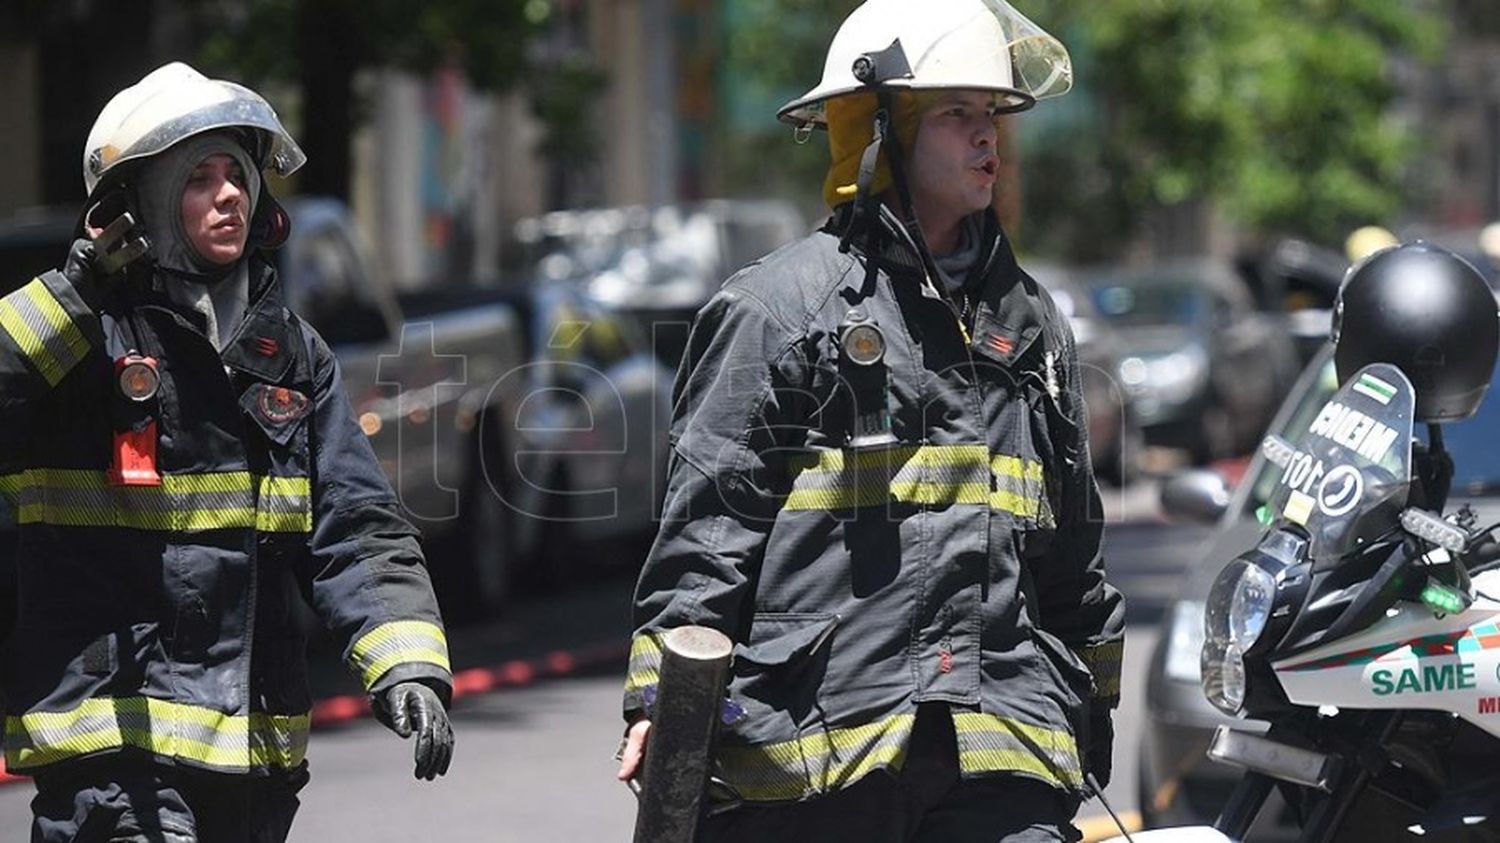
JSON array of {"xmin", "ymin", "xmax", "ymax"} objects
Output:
[
  {"xmin": 0, "ymin": 62, "xmax": 454, "ymax": 842},
  {"xmin": 616, "ymin": 0, "xmax": 1125, "ymax": 839}
]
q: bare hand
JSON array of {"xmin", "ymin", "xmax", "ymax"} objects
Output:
[{"xmin": 616, "ymin": 719, "xmax": 652, "ymax": 782}]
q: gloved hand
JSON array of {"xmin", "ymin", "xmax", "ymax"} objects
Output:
[
  {"xmin": 1085, "ymin": 708, "xmax": 1114, "ymax": 790},
  {"xmin": 62, "ymin": 238, "xmax": 106, "ymax": 308},
  {"xmin": 375, "ymin": 682, "xmax": 454, "ymax": 781}
]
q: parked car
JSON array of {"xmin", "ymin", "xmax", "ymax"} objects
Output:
[
  {"xmin": 1028, "ymin": 262, "xmax": 1144, "ymax": 486},
  {"xmin": 1237, "ymin": 237, "xmax": 1348, "ymax": 366},
  {"xmin": 1139, "ymin": 342, "xmax": 1500, "ymax": 836},
  {"xmin": 516, "ymin": 199, "xmax": 805, "ymax": 371},
  {"xmin": 1083, "ymin": 260, "xmax": 1300, "ymax": 463},
  {"xmin": 0, "ymin": 200, "xmax": 533, "ymax": 621},
  {"xmin": 500, "ymin": 272, "xmax": 675, "ymax": 583}
]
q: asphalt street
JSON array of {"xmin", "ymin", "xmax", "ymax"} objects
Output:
[{"xmin": 0, "ymin": 478, "xmax": 1220, "ymax": 839}]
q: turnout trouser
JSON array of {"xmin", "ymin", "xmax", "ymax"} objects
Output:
[
  {"xmin": 702, "ymin": 704, "xmax": 1084, "ymax": 843},
  {"xmin": 30, "ymin": 756, "xmax": 308, "ymax": 843}
]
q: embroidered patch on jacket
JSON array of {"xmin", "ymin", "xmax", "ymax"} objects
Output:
[
  {"xmin": 253, "ymin": 385, "xmax": 312, "ymax": 424},
  {"xmin": 986, "ymin": 332, "xmax": 1016, "ymax": 356}
]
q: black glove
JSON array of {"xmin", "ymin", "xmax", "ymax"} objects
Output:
[
  {"xmin": 62, "ymin": 238, "xmax": 105, "ymax": 308},
  {"xmin": 375, "ymin": 682, "xmax": 454, "ymax": 781},
  {"xmin": 1085, "ymin": 708, "xmax": 1114, "ymax": 790}
]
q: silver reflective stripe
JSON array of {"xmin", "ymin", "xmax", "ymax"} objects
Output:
[
  {"xmin": 349, "ymin": 621, "xmax": 452, "ymax": 691},
  {"xmin": 0, "ymin": 470, "xmax": 313, "ymax": 534},
  {"xmin": 952, "ymin": 712, "xmax": 1082, "ymax": 789},
  {"xmin": 717, "ymin": 712, "xmax": 915, "ymax": 802},
  {"xmin": 0, "ymin": 278, "xmax": 90, "ymax": 386},
  {"xmin": 624, "ymin": 633, "xmax": 662, "ymax": 696},
  {"xmin": 257, "ymin": 476, "xmax": 312, "ymax": 533},
  {"xmin": 5, "ymin": 697, "xmax": 310, "ymax": 772}
]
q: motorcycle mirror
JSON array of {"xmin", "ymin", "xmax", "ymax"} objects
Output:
[{"xmin": 1161, "ymin": 470, "xmax": 1231, "ymax": 525}]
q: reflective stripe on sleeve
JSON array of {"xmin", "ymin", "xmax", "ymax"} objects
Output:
[
  {"xmin": 1076, "ymin": 639, "xmax": 1124, "ymax": 701},
  {"xmin": 5, "ymin": 697, "xmax": 309, "ymax": 772},
  {"xmin": 349, "ymin": 621, "xmax": 452, "ymax": 692},
  {"xmin": 624, "ymin": 633, "xmax": 663, "ymax": 698},
  {"xmin": 0, "ymin": 278, "xmax": 90, "ymax": 386}
]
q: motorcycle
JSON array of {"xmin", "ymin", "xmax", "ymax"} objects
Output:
[{"xmin": 1108, "ymin": 362, "xmax": 1500, "ymax": 843}]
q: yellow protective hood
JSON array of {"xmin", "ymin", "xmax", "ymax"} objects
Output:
[{"xmin": 822, "ymin": 91, "xmax": 928, "ymax": 209}]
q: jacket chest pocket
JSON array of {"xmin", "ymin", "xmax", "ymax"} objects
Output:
[{"xmin": 240, "ymin": 384, "xmax": 314, "ymax": 534}]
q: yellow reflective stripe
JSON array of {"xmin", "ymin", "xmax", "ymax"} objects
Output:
[
  {"xmin": 24, "ymin": 278, "xmax": 89, "ymax": 361},
  {"xmin": 1078, "ymin": 640, "xmax": 1124, "ymax": 699},
  {"xmin": 23, "ymin": 505, "xmax": 257, "ymax": 532},
  {"xmin": 783, "ymin": 446, "xmax": 1050, "ymax": 516},
  {"xmin": 0, "ymin": 278, "xmax": 90, "ymax": 386},
  {"xmin": 256, "ymin": 476, "xmax": 312, "ymax": 533},
  {"xmin": 989, "ymin": 489, "xmax": 1040, "ymax": 519},
  {"xmin": 952, "ymin": 711, "xmax": 1082, "ymax": 789},
  {"xmin": 162, "ymin": 472, "xmax": 254, "ymax": 495},
  {"xmin": 2, "ymin": 469, "xmax": 311, "ymax": 534},
  {"xmin": 5, "ymin": 697, "xmax": 309, "ymax": 771},
  {"xmin": 624, "ymin": 633, "xmax": 663, "ymax": 695},
  {"xmin": 991, "ymin": 454, "xmax": 1044, "ymax": 481},
  {"xmin": 349, "ymin": 621, "xmax": 451, "ymax": 691},
  {"xmin": 0, "ymin": 296, "xmax": 63, "ymax": 385},
  {"xmin": 717, "ymin": 712, "xmax": 914, "ymax": 802}
]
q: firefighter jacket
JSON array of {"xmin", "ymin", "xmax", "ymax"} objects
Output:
[
  {"xmin": 0, "ymin": 257, "xmax": 452, "ymax": 776},
  {"xmin": 625, "ymin": 207, "xmax": 1126, "ymax": 803}
]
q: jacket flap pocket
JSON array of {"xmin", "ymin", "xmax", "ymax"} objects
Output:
[
  {"xmin": 735, "ymin": 612, "xmax": 838, "ymax": 671},
  {"xmin": 240, "ymin": 384, "xmax": 313, "ymax": 447}
]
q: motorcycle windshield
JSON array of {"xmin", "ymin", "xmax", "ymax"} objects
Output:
[{"xmin": 1266, "ymin": 363, "xmax": 1414, "ymax": 562}]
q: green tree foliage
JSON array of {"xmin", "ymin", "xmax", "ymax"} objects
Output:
[
  {"xmin": 718, "ymin": 0, "xmax": 859, "ymax": 204},
  {"xmin": 186, "ymin": 0, "xmax": 544, "ymax": 198},
  {"xmin": 1041, "ymin": 0, "xmax": 1444, "ymax": 255}
]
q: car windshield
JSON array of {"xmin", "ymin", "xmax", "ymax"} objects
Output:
[
  {"xmin": 1089, "ymin": 279, "xmax": 1203, "ymax": 327},
  {"xmin": 1247, "ymin": 350, "xmax": 1500, "ymax": 515}
]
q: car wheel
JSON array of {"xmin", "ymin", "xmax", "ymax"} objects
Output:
[
  {"xmin": 461, "ymin": 471, "xmax": 515, "ymax": 617},
  {"xmin": 522, "ymin": 466, "xmax": 579, "ymax": 593}
]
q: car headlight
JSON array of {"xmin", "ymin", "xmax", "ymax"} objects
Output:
[
  {"xmin": 1146, "ymin": 345, "xmax": 1210, "ymax": 405},
  {"xmin": 1164, "ymin": 600, "xmax": 1206, "ymax": 683}
]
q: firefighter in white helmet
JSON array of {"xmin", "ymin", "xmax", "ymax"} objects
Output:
[
  {"xmin": 617, "ymin": 1, "xmax": 1123, "ymax": 839},
  {"xmin": 1, "ymin": 62, "xmax": 454, "ymax": 842}
]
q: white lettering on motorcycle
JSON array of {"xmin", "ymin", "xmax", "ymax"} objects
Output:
[{"xmin": 1308, "ymin": 402, "xmax": 1398, "ymax": 463}]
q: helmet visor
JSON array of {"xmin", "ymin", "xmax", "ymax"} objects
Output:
[{"xmin": 87, "ymin": 79, "xmax": 305, "ymax": 192}]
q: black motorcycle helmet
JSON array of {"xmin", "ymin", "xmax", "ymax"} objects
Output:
[{"xmin": 1332, "ymin": 242, "xmax": 1499, "ymax": 422}]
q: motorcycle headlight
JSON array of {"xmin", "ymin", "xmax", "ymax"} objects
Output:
[{"xmin": 1201, "ymin": 558, "xmax": 1276, "ymax": 715}]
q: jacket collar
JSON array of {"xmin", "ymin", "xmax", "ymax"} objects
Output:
[
  {"xmin": 829, "ymin": 204, "xmax": 1047, "ymax": 366},
  {"xmin": 219, "ymin": 258, "xmax": 296, "ymax": 383},
  {"xmin": 967, "ymin": 220, "xmax": 1047, "ymax": 367}
]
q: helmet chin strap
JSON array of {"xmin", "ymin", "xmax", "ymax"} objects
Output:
[{"xmin": 839, "ymin": 88, "xmax": 943, "ymax": 289}]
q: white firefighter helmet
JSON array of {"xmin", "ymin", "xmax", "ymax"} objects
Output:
[
  {"xmin": 778, "ymin": 0, "xmax": 1073, "ymax": 129},
  {"xmin": 83, "ymin": 61, "xmax": 305, "ymax": 198}
]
